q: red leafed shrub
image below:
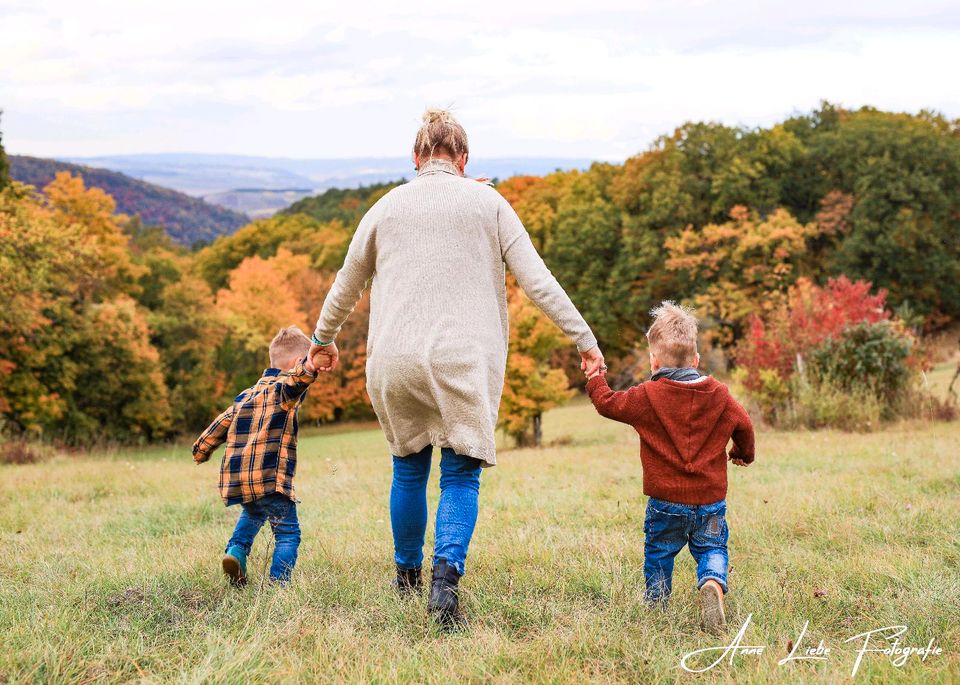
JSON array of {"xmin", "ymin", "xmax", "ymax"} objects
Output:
[{"xmin": 734, "ymin": 276, "xmax": 889, "ymax": 393}]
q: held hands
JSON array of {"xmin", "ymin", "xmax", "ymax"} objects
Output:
[
  {"xmin": 580, "ymin": 345, "xmax": 606, "ymax": 379},
  {"xmin": 308, "ymin": 341, "xmax": 340, "ymax": 372}
]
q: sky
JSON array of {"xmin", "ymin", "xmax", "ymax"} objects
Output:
[{"xmin": 2, "ymin": 0, "xmax": 959, "ymax": 161}]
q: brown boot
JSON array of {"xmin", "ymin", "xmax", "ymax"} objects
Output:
[{"xmin": 699, "ymin": 579, "xmax": 726, "ymax": 634}]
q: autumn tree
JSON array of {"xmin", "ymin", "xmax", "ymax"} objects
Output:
[
  {"xmin": 43, "ymin": 172, "xmax": 145, "ymax": 298},
  {"xmin": 665, "ymin": 206, "xmax": 816, "ymax": 345},
  {"xmin": 297, "ymin": 276, "xmax": 372, "ymax": 423},
  {"xmin": 0, "ymin": 179, "xmax": 170, "ymax": 441},
  {"xmin": 499, "ymin": 279, "xmax": 574, "ymax": 447},
  {"xmin": 194, "ymin": 213, "xmax": 349, "ymax": 290},
  {"xmin": 497, "ymin": 172, "xmax": 576, "ymax": 250},
  {"xmin": 214, "ymin": 248, "xmax": 312, "ymax": 389},
  {"xmin": 148, "ymin": 275, "xmax": 231, "ymax": 430}
]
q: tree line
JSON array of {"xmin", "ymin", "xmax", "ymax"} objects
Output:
[{"xmin": 0, "ymin": 103, "xmax": 958, "ymax": 445}]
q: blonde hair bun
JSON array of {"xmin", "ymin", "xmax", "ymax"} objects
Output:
[
  {"xmin": 422, "ymin": 108, "xmax": 454, "ymax": 125},
  {"xmin": 414, "ymin": 107, "xmax": 469, "ymax": 161}
]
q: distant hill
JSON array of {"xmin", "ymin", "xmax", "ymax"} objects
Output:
[
  {"xmin": 10, "ymin": 155, "xmax": 248, "ymax": 246},
  {"xmin": 61, "ymin": 153, "xmax": 596, "ymax": 216},
  {"xmin": 283, "ymin": 181, "xmax": 402, "ymax": 224}
]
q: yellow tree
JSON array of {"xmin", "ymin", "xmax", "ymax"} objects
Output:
[
  {"xmin": 43, "ymin": 172, "xmax": 143, "ymax": 298},
  {"xmin": 665, "ymin": 205, "xmax": 816, "ymax": 345},
  {"xmin": 216, "ymin": 248, "xmax": 312, "ymax": 355},
  {"xmin": 499, "ymin": 278, "xmax": 574, "ymax": 447}
]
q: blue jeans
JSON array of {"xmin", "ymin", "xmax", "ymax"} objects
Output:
[
  {"xmin": 643, "ymin": 497, "xmax": 729, "ymax": 603},
  {"xmin": 391, "ymin": 445, "xmax": 482, "ymax": 576},
  {"xmin": 226, "ymin": 492, "xmax": 301, "ymax": 583}
]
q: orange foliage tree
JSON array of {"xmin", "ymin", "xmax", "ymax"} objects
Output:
[
  {"xmin": 498, "ymin": 278, "xmax": 575, "ymax": 447},
  {"xmin": 294, "ymin": 272, "xmax": 373, "ymax": 423}
]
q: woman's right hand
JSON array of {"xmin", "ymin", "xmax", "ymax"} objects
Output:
[
  {"xmin": 309, "ymin": 342, "xmax": 340, "ymax": 372},
  {"xmin": 580, "ymin": 345, "xmax": 606, "ymax": 378}
]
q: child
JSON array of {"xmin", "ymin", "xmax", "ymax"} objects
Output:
[
  {"xmin": 585, "ymin": 302, "xmax": 755, "ymax": 634},
  {"xmin": 192, "ymin": 326, "xmax": 319, "ymax": 587}
]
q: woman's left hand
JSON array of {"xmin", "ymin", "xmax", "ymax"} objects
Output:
[
  {"xmin": 309, "ymin": 342, "xmax": 340, "ymax": 372},
  {"xmin": 580, "ymin": 345, "xmax": 606, "ymax": 378}
]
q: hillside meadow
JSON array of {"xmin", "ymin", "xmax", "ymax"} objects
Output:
[{"xmin": 1, "ymin": 364, "xmax": 958, "ymax": 684}]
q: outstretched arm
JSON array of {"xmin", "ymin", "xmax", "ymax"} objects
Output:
[
  {"xmin": 585, "ymin": 375, "xmax": 647, "ymax": 425},
  {"xmin": 192, "ymin": 406, "xmax": 234, "ymax": 464},
  {"xmin": 311, "ymin": 209, "xmax": 378, "ymax": 370},
  {"xmin": 278, "ymin": 357, "xmax": 320, "ymax": 411},
  {"xmin": 497, "ymin": 197, "xmax": 603, "ymax": 373}
]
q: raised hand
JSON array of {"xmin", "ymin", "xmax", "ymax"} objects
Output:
[
  {"xmin": 309, "ymin": 342, "xmax": 340, "ymax": 372},
  {"xmin": 580, "ymin": 345, "xmax": 606, "ymax": 378}
]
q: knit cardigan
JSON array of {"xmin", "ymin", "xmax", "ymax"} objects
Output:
[{"xmin": 314, "ymin": 159, "xmax": 597, "ymax": 466}]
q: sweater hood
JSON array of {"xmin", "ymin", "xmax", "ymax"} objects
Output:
[{"xmin": 645, "ymin": 377, "xmax": 730, "ymax": 463}]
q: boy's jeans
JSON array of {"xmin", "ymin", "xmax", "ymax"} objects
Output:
[
  {"xmin": 390, "ymin": 444, "xmax": 482, "ymax": 576},
  {"xmin": 644, "ymin": 497, "xmax": 728, "ymax": 604},
  {"xmin": 226, "ymin": 492, "xmax": 301, "ymax": 583}
]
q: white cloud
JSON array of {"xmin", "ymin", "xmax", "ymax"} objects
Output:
[{"xmin": 1, "ymin": 0, "xmax": 958, "ymax": 158}]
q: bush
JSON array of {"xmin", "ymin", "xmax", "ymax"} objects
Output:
[
  {"xmin": 734, "ymin": 276, "xmax": 889, "ymax": 394},
  {"xmin": 807, "ymin": 321, "xmax": 913, "ymax": 415}
]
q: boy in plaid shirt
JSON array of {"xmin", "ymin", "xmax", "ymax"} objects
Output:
[{"xmin": 193, "ymin": 326, "xmax": 319, "ymax": 586}]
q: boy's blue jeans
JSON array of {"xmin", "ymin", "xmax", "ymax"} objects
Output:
[
  {"xmin": 644, "ymin": 497, "xmax": 728, "ymax": 603},
  {"xmin": 391, "ymin": 444, "xmax": 482, "ymax": 576},
  {"xmin": 226, "ymin": 492, "xmax": 301, "ymax": 583}
]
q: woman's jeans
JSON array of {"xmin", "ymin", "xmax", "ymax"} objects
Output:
[
  {"xmin": 226, "ymin": 492, "xmax": 301, "ymax": 583},
  {"xmin": 644, "ymin": 497, "xmax": 729, "ymax": 604},
  {"xmin": 391, "ymin": 444, "xmax": 482, "ymax": 576}
]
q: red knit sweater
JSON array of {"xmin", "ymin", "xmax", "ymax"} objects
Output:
[{"xmin": 586, "ymin": 375, "xmax": 755, "ymax": 505}]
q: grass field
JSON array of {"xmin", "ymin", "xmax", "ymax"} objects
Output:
[{"xmin": 1, "ymin": 367, "xmax": 959, "ymax": 684}]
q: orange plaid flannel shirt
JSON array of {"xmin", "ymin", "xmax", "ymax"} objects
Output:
[{"xmin": 192, "ymin": 359, "xmax": 317, "ymax": 505}]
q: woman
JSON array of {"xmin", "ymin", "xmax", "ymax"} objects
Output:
[{"xmin": 310, "ymin": 109, "xmax": 604, "ymax": 626}]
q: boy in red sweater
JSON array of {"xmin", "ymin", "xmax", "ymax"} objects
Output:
[{"xmin": 586, "ymin": 302, "xmax": 755, "ymax": 634}]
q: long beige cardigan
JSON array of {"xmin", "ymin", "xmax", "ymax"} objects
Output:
[{"xmin": 314, "ymin": 159, "xmax": 597, "ymax": 466}]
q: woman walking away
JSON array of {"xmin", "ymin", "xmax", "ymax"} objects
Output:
[{"xmin": 309, "ymin": 108, "xmax": 604, "ymax": 627}]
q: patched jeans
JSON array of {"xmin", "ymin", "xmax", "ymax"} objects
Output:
[
  {"xmin": 390, "ymin": 444, "xmax": 482, "ymax": 576},
  {"xmin": 643, "ymin": 497, "xmax": 729, "ymax": 604}
]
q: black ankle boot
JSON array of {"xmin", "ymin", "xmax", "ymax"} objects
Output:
[
  {"xmin": 428, "ymin": 558, "xmax": 465, "ymax": 628},
  {"xmin": 393, "ymin": 565, "xmax": 422, "ymax": 595}
]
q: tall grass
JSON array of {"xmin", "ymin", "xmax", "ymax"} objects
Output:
[{"xmin": 1, "ymin": 398, "xmax": 958, "ymax": 683}]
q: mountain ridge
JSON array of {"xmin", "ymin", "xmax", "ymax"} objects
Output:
[{"xmin": 9, "ymin": 155, "xmax": 249, "ymax": 246}]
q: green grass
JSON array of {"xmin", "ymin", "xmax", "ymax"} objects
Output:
[{"xmin": 1, "ymin": 395, "xmax": 959, "ymax": 683}]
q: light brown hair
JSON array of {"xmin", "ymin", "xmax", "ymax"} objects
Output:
[
  {"xmin": 413, "ymin": 108, "xmax": 469, "ymax": 163},
  {"xmin": 646, "ymin": 301, "xmax": 699, "ymax": 367},
  {"xmin": 269, "ymin": 326, "xmax": 311, "ymax": 369}
]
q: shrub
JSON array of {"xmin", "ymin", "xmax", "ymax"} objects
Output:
[
  {"xmin": 807, "ymin": 321, "xmax": 913, "ymax": 415},
  {"xmin": 734, "ymin": 276, "xmax": 889, "ymax": 393}
]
